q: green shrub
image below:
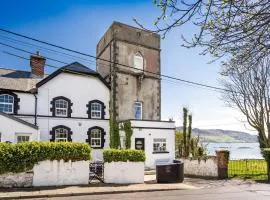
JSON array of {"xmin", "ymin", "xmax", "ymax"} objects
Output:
[
  {"xmin": 103, "ymin": 149, "xmax": 145, "ymax": 163},
  {"xmin": 0, "ymin": 142, "xmax": 91, "ymax": 174},
  {"xmin": 263, "ymin": 148, "xmax": 270, "ymax": 163}
]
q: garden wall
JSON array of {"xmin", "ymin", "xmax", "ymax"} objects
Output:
[
  {"xmin": 0, "ymin": 160, "xmax": 89, "ymax": 188},
  {"xmin": 104, "ymin": 162, "xmax": 144, "ymax": 184},
  {"xmin": 180, "ymin": 150, "xmax": 229, "ymax": 179},
  {"xmin": 181, "ymin": 157, "xmax": 218, "ymax": 178}
]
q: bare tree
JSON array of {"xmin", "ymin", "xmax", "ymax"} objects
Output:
[
  {"xmin": 223, "ymin": 57, "xmax": 270, "ymax": 148},
  {"xmin": 135, "ymin": 0, "xmax": 270, "ymax": 67}
]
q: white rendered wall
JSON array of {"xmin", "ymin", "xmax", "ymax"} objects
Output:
[
  {"xmin": 16, "ymin": 93, "xmax": 35, "ymax": 115},
  {"xmin": 104, "ymin": 162, "xmax": 144, "ymax": 184},
  {"xmin": 33, "ymin": 160, "xmax": 89, "ymax": 186},
  {"xmin": 0, "ymin": 115, "xmax": 39, "ymax": 143},
  {"xmin": 36, "ymin": 117, "xmax": 109, "ymax": 161},
  {"xmin": 130, "ymin": 120, "xmax": 175, "ymax": 169},
  {"xmin": 37, "ymin": 73, "xmax": 109, "ymax": 118}
]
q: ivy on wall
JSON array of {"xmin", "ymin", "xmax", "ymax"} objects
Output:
[
  {"xmin": 109, "ymin": 118, "xmax": 120, "ymax": 149},
  {"xmin": 121, "ymin": 120, "xmax": 133, "ymax": 149}
]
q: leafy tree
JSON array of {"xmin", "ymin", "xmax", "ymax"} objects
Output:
[{"xmin": 135, "ymin": 0, "xmax": 270, "ymax": 67}]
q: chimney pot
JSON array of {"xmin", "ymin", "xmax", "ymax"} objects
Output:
[{"xmin": 30, "ymin": 52, "xmax": 46, "ymax": 78}]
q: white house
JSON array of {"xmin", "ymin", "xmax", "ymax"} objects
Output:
[{"xmin": 0, "ymin": 22, "xmax": 175, "ymax": 168}]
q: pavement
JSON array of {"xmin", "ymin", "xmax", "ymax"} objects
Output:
[
  {"xmin": 0, "ymin": 175, "xmax": 196, "ymax": 199},
  {"xmin": 1, "ymin": 175, "xmax": 270, "ymax": 199}
]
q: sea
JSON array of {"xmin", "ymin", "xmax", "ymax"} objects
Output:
[{"xmin": 205, "ymin": 142, "xmax": 263, "ymax": 160}]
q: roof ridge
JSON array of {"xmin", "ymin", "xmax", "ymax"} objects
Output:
[{"xmin": 0, "ymin": 67, "xmax": 31, "ymax": 73}]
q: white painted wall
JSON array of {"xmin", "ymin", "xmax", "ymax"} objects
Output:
[
  {"xmin": 33, "ymin": 160, "xmax": 89, "ymax": 186},
  {"xmin": 130, "ymin": 120, "xmax": 175, "ymax": 169},
  {"xmin": 181, "ymin": 157, "xmax": 218, "ymax": 177},
  {"xmin": 36, "ymin": 117, "xmax": 109, "ymax": 161},
  {"xmin": 16, "ymin": 93, "xmax": 35, "ymax": 115},
  {"xmin": 104, "ymin": 162, "xmax": 144, "ymax": 184},
  {"xmin": 37, "ymin": 73, "xmax": 109, "ymax": 118},
  {"xmin": 0, "ymin": 114, "xmax": 39, "ymax": 143}
]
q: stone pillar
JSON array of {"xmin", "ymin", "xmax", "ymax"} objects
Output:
[{"xmin": 216, "ymin": 150, "xmax": 229, "ymax": 179}]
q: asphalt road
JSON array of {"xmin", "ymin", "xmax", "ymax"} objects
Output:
[{"xmin": 29, "ymin": 185, "xmax": 270, "ymax": 200}]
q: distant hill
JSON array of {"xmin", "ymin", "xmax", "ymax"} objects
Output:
[{"xmin": 176, "ymin": 127, "xmax": 258, "ymax": 143}]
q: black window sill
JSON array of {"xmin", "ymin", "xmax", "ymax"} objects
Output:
[{"xmin": 152, "ymin": 151, "xmax": 170, "ymax": 154}]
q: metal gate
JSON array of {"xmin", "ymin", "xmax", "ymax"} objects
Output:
[{"xmin": 89, "ymin": 162, "xmax": 104, "ymax": 183}]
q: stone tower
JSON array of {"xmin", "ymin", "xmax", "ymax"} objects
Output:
[{"xmin": 96, "ymin": 22, "xmax": 161, "ymax": 121}]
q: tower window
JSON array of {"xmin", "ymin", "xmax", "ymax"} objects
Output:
[
  {"xmin": 134, "ymin": 102, "xmax": 142, "ymax": 120},
  {"xmin": 134, "ymin": 52, "xmax": 144, "ymax": 72}
]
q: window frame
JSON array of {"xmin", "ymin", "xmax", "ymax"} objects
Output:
[
  {"xmin": 153, "ymin": 138, "xmax": 167, "ymax": 153},
  {"xmin": 87, "ymin": 100, "xmax": 105, "ymax": 119},
  {"xmin": 86, "ymin": 126, "xmax": 106, "ymax": 149},
  {"xmin": 50, "ymin": 96, "xmax": 73, "ymax": 118},
  {"xmin": 16, "ymin": 133, "xmax": 31, "ymax": 143},
  {"xmin": 0, "ymin": 94, "xmax": 14, "ymax": 113},
  {"xmin": 134, "ymin": 52, "xmax": 144, "ymax": 72},
  {"xmin": 55, "ymin": 99, "xmax": 68, "ymax": 117},
  {"xmin": 54, "ymin": 127, "xmax": 68, "ymax": 142},
  {"xmin": 90, "ymin": 102, "xmax": 102, "ymax": 119},
  {"xmin": 0, "ymin": 92, "xmax": 20, "ymax": 114},
  {"xmin": 50, "ymin": 125, "xmax": 72, "ymax": 142},
  {"xmin": 90, "ymin": 128, "xmax": 102, "ymax": 148},
  {"xmin": 134, "ymin": 101, "xmax": 143, "ymax": 120}
]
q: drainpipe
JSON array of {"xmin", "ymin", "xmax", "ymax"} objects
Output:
[
  {"xmin": 30, "ymin": 88, "xmax": 38, "ymax": 126},
  {"xmin": 34, "ymin": 93, "xmax": 37, "ymax": 126}
]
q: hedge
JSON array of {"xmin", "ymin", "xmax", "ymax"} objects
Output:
[
  {"xmin": 103, "ymin": 149, "xmax": 146, "ymax": 163},
  {"xmin": 263, "ymin": 148, "xmax": 270, "ymax": 163},
  {"xmin": 0, "ymin": 142, "xmax": 91, "ymax": 174}
]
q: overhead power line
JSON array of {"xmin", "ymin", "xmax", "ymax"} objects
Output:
[
  {"xmin": 0, "ymin": 27, "xmax": 230, "ymax": 92},
  {"xmin": 3, "ymin": 51, "xmax": 59, "ymax": 69},
  {"xmin": 0, "ymin": 42, "xmax": 68, "ymax": 65}
]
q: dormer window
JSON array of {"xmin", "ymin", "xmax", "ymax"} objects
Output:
[
  {"xmin": 134, "ymin": 52, "xmax": 144, "ymax": 72},
  {"xmin": 50, "ymin": 96, "xmax": 73, "ymax": 117},
  {"xmin": 0, "ymin": 92, "xmax": 19, "ymax": 114},
  {"xmin": 0, "ymin": 94, "xmax": 14, "ymax": 113},
  {"xmin": 87, "ymin": 100, "xmax": 105, "ymax": 119}
]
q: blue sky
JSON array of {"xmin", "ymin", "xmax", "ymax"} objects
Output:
[{"xmin": 0, "ymin": 0, "xmax": 255, "ymax": 133}]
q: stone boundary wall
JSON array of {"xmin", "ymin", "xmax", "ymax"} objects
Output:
[
  {"xmin": 0, "ymin": 160, "xmax": 89, "ymax": 188},
  {"xmin": 181, "ymin": 157, "xmax": 218, "ymax": 178},
  {"xmin": 180, "ymin": 150, "xmax": 230, "ymax": 179},
  {"xmin": 0, "ymin": 172, "xmax": 33, "ymax": 188}
]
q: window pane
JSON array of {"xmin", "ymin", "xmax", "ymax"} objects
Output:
[
  {"xmin": 55, "ymin": 128, "xmax": 68, "ymax": 142},
  {"xmin": 55, "ymin": 99, "xmax": 68, "ymax": 116},
  {"xmin": 91, "ymin": 102, "xmax": 102, "ymax": 118},
  {"xmin": 134, "ymin": 54, "xmax": 143, "ymax": 70},
  {"xmin": 91, "ymin": 129, "xmax": 102, "ymax": 147},
  {"xmin": 17, "ymin": 136, "xmax": 30, "ymax": 143},
  {"xmin": 153, "ymin": 138, "xmax": 167, "ymax": 152},
  {"xmin": 134, "ymin": 102, "xmax": 142, "ymax": 119},
  {"xmin": 0, "ymin": 94, "xmax": 14, "ymax": 113}
]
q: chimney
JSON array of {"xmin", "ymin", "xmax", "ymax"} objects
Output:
[{"xmin": 30, "ymin": 51, "xmax": 46, "ymax": 78}]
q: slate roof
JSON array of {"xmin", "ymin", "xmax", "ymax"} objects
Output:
[
  {"xmin": 0, "ymin": 67, "xmax": 40, "ymax": 92},
  {"xmin": 37, "ymin": 62, "xmax": 110, "ymax": 88},
  {"xmin": 0, "ymin": 62, "xmax": 109, "ymax": 92},
  {"xmin": 0, "ymin": 112, "xmax": 38, "ymax": 130}
]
